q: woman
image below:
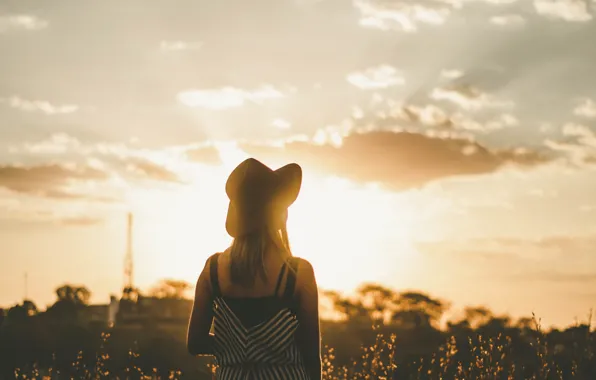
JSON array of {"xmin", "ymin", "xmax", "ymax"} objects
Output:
[{"xmin": 187, "ymin": 158, "xmax": 322, "ymax": 380}]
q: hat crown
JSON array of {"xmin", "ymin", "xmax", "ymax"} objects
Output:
[
  {"xmin": 226, "ymin": 158, "xmax": 276, "ymax": 202},
  {"xmin": 224, "ymin": 158, "xmax": 302, "ymax": 237}
]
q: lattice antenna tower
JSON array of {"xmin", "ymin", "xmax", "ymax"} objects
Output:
[
  {"xmin": 24, "ymin": 272, "xmax": 28, "ymax": 300},
  {"xmin": 123, "ymin": 212, "xmax": 134, "ymax": 295}
]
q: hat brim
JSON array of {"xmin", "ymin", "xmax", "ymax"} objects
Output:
[{"xmin": 225, "ymin": 159, "xmax": 302, "ymax": 238}]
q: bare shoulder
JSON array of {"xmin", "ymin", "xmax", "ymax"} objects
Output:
[
  {"xmin": 292, "ymin": 257, "xmax": 317, "ymax": 291},
  {"xmin": 197, "ymin": 252, "xmax": 222, "ymax": 291},
  {"xmin": 201, "ymin": 252, "xmax": 220, "ymax": 273},
  {"xmin": 293, "ymin": 257, "xmax": 315, "ymax": 275}
]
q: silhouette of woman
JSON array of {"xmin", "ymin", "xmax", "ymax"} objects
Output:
[{"xmin": 187, "ymin": 158, "xmax": 322, "ymax": 380}]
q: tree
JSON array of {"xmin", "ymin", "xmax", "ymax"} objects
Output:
[
  {"xmin": 46, "ymin": 284, "xmax": 92, "ymax": 320},
  {"xmin": 122, "ymin": 286, "xmax": 141, "ymax": 302},
  {"xmin": 463, "ymin": 306, "xmax": 492, "ymax": 328},
  {"xmin": 55, "ymin": 284, "xmax": 91, "ymax": 305},
  {"xmin": 4, "ymin": 300, "xmax": 38, "ymax": 324},
  {"xmin": 22, "ymin": 300, "xmax": 38, "ymax": 316},
  {"xmin": 356, "ymin": 283, "xmax": 399, "ymax": 322},
  {"xmin": 391, "ymin": 291, "xmax": 448, "ymax": 328},
  {"xmin": 149, "ymin": 279, "xmax": 192, "ymax": 299},
  {"xmin": 325, "ymin": 285, "xmax": 449, "ymax": 329},
  {"xmin": 323, "ymin": 289, "xmax": 374, "ymax": 325}
]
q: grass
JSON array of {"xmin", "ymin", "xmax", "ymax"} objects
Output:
[{"xmin": 9, "ymin": 316, "xmax": 595, "ymax": 380}]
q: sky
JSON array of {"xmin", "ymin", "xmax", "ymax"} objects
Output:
[{"xmin": 1, "ymin": 0, "xmax": 596, "ymax": 328}]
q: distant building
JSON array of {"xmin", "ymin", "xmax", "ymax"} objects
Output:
[
  {"xmin": 78, "ymin": 304, "xmax": 110, "ymax": 327},
  {"xmin": 72, "ymin": 295, "xmax": 120, "ymax": 328},
  {"xmin": 108, "ymin": 295, "xmax": 119, "ymax": 325},
  {"xmin": 116, "ymin": 295, "xmax": 192, "ymax": 329}
]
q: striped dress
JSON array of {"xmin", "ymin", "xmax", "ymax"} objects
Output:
[{"xmin": 209, "ymin": 254, "xmax": 310, "ymax": 379}]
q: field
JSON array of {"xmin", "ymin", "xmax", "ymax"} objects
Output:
[{"xmin": 3, "ymin": 293, "xmax": 595, "ymax": 380}]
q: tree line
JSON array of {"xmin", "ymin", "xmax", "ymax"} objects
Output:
[{"xmin": 0, "ymin": 281, "xmax": 594, "ymax": 379}]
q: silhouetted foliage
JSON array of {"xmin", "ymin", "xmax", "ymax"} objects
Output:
[
  {"xmin": 0, "ymin": 281, "xmax": 594, "ymax": 379},
  {"xmin": 149, "ymin": 279, "xmax": 192, "ymax": 300}
]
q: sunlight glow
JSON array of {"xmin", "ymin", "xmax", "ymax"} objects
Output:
[
  {"xmin": 286, "ymin": 174, "xmax": 421, "ymax": 291},
  {"xmin": 214, "ymin": 141, "xmax": 250, "ymax": 170},
  {"xmin": 177, "ymin": 86, "xmax": 284, "ymax": 110},
  {"xmin": 122, "ymin": 157, "xmax": 422, "ymax": 295}
]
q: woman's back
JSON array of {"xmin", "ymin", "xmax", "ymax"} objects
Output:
[
  {"xmin": 186, "ymin": 158, "xmax": 321, "ymax": 379},
  {"xmin": 208, "ymin": 251, "xmax": 310, "ymax": 379}
]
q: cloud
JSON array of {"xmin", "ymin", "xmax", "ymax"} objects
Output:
[
  {"xmin": 546, "ymin": 123, "xmax": 596, "ymax": 165},
  {"xmin": 353, "ymin": 0, "xmax": 450, "ymax": 32},
  {"xmin": 124, "ymin": 158, "xmax": 182, "ymax": 183},
  {"xmin": 0, "ymin": 164, "xmax": 108, "ymax": 198},
  {"xmin": 271, "ymin": 118, "xmax": 292, "ymax": 130},
  {"xmin": 159, "ymin": 40, "xmax": 203, "ymax": 52},
  {"xmin": 240, "ymin": 130, "xmax": 549, "ymax": 190},
  {"xmin": 497, "ymin": 235, "xmax": 596, "ymax": 252},
  {"xmin": 15, "ymin": 133, "xmax": 81, "ymax": 154},
  {"xmin": 346, "ymin": 65, "xmax": 405, "ymax": 90},
  {"xmin": 399, "ymin": 103, "xmax": 519, "ymax": 131},
  {"xmin": 562, "ymin": 123, "xmax": 595, "ymax": 139},
  {"xmin": 353, "ymin": 0, "xmax": 525, "ymax": 32},
  {"xmin": 184, "ymin": 145, "xmax": 223, "ymax": 165},
  {"xmin": 0, "ymin": 207, "xmax": 106, "ymax": 226},
  {"xmin": 441, "ymin": 69, "xmax": 465, "ymax": 79},
  {"xmin": 430, "ymin": 84, "xmax": 514, "ymax": 111},
  {"xmin": 417, "ymin": 234, "xmax": 596, "ymax": 283},
  {"xmin": 573, "ymin": 98, "xmax": 596, "ymax": 119},
  {"xmin": 442, "ymin": 0, "xmax": 520, "ymax": 6},
  {"xmin": 58, "ymin": 216, "xmax": 104, "ymax": 226},
  {"xmin": 490, "ymin": 14, "xmax": 526, "ymax": 26},
  {"xmin": 0, "ymin": 96, "xmax": 79, "ymax": 115},
  {"xmin": 534, "ymin": 0, "xmax": 593, "ymax": 22},
  {"xmin": 0, "ymin": 14, "xmax": 48, "ymax": 32},
  {"xmin": 421, "ymin": 234, "xmax": 596, "ymax": 257},
  {"xmin": 513, "ymin": 271, "xmax": 596, "ymax": 284},
  {"xmin": 6, "ymin": 133, "xmax": 186, "ymax": 185},
  {"xmin": 177, "ymin": 85, "xmax": 284, "ymax": 110}
]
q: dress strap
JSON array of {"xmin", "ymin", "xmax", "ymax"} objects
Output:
[
  {"xmin": 209, "ymin": 252, "xmax": 221, "ymax": 297},
  {"xmin": 283, "ymin": 257, "xmax": 299, "ymax": 300},
  {"xmin": 273, "ymin": 262, "xmax": 287, "ymax": 297}
]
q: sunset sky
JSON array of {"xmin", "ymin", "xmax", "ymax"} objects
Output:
[{"xmin": 1, "ymin": 0, "xmax": 596, "ymax": 328}]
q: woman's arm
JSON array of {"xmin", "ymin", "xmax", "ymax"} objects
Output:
[
  {"xmin": 295, "ymin": 259, "xmax": 322, "ymax": 380},
  {"xmin": 187, "ymin": 258, "xmax": 215, "ymax": 356}
]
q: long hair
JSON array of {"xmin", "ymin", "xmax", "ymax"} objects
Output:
[{"xmin": 229, "ymin": 222, "xmax": 293, "ymax": 287}]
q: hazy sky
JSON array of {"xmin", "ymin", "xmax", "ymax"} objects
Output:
[{"xmin": 1, "ymin": 0, "xmax": 596, "ymax": 327}]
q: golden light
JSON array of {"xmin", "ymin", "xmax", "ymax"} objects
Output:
[
  {"xmin": 213, "ymin": 141, "xmax": 251, "ymax": 170},
  {"xmin": 286, "ymin": 174, "xmax": 421, "ymax": 292},
  {"xmin": 122, "ymin": 142, "xmax": 421, "ymax": 294}
]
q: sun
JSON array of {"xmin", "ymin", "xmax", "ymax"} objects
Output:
[{"xmin": 287, "ymin": 174, "xmax": 421, "ymax": 292}]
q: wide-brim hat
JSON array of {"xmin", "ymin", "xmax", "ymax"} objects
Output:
[{"xmin": 225, "ymin": 158, "xmax": 302, "ymax": 238}]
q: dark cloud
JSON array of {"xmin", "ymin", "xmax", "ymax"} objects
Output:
[
  {"xmin": 0, "ymin": 163, "xmax": 108, "ymax": 198},
  {"xmin": 241, "ymin": 130, "xmax": 550, "ymax": 190}
]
